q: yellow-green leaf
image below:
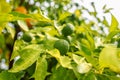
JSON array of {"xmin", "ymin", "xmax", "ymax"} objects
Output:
[
  {"xmin": 0, "ymin": 0, "xmax": 11, "ymax": 13},
  {"xmin": 99, "ymin": 45, "xmax": 120, "ymax": 73},
  {"xmin": 58, "ymin": 12, "xmax": 71, "ymax": 22},
  {"xmin": 58, "ymin": 56, "xmax": 72, "ymax": 69},
  {"xmin": 104, "ymin": 30, "xmax": 120, "ymax": 42},
  {"xmin": 48, "ymin": 49, "xmax": 72, "ymax": 69},
  {"xmin": 47, "ymin": 49, "xmax": 61, "ymax": 59},
  {"xmin": 17, "ymin": 20, "xmax": 29, "ymax": 31},
  {"xmin": 103, "ymin": 17, "xmax": 109, "ymax": 27},
  {"xmin": 9, "ymin": 44, "xmax": 41, "ymax": 72},
  {"xmin": 30, "ymin": 13, "xmax": 52, "ymax": 23},
  {"xmin": 86, "ymin": 32, "xmax": 95, "ymax": 50},
  {"xmin": 109, "ymin": 14, "xmax": 119, "ymax": 32},
  {"xmin": 35, "ymin": 56, "xmax": 48, "ymax": 80},
  {"xmin": 10, "ymin": 40, "xmax": 26, "ymax": 61},
  {"xmin": 72, "ymin": 54, "xmax": 82, "ymax": 64}
]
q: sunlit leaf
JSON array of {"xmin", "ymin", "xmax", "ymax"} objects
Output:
[
  {"xmin": 29, "ymin": 13, "xmax": 52, "ymax": 23},
  {"xmin": 9, "ymin": 44, "xmax": 41, "ymax": 72},
  {"xmin": 45, "ymin": 26, "xmax": 59, "ymax": 36},
  {"xmin": 99, "ymin": 45, "xmax": 120, "ymax": 73},
  {"xmin": 72, "ymin": 54, "xmax": 82, "ymax": 64},
  {"xmin": 58, "ymin": 12, "xmax": 71, "ymax": 22},
  {"xmin": 35, "ymin": 56, "xmax": 48, "ymax": 80},
  {"xmin": 0, "ymin": 14, "xmax": 13, "ymax": 33},
  {"xmin": 10, "ymin": 40, "xmax": 26, "ymax": 61},
  {"xmin": 75, "ymin": 51, "xmax": 98, "ymax": 69},
  {"xmin": 48, "ymin": 49, "xmax": 72, "ymax": 69},
  {"xmin": 77, "ymin": 61, "xmax": 92, "ymax": 74},
  {"xmin": 76, "ymin": 26, "xmax": 86, "ymax": 33},
  {"xmin": 6, "ymin": 25, "xmax": 15, "ymax": 39},
  {"xmin": 0, "ymin": 11, "xmax": 31, "ymax": 33},
  {"xmin": 74, "ymin": 9, "xmax": 81, "ymax": 18},
  {"xmin": 86, "ymin": 32, "xmax": 95, "ymax": 50},
  {"xmin": 58, "ymin": 56, "xmax": 72, "ymax": 69},
  {"xmin": 0, "ymin": 14, "xmax": 13, "ymax": 22},
  {"xmin": 48, "ymin": 49, "xmax": 61, "ymax": 59},
  {"xmin": 109, "ymin": 14, "xmax": 119, "ymax": 32},
  {"xmin": 74, "ymin": 57, "xmax": 92, "ymax": 74},
  {"xmin": 54, "ymin": 0, "xmax": 70, "ymax": 5},
  {"xmin": 10, "ymin": 12, "xmax": 31, "ymax": 20},
  {"xmin": 17, "ymin": 20, "xmax": 29, "ymax": 31},
  {"xmin": 0, "ymin": 0, "xmax": 11, "ymax": 13}
]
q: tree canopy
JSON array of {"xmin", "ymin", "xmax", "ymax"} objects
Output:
[{"xmin": 0, "ymin": 0, "xmax": 120, "ymax": 80}]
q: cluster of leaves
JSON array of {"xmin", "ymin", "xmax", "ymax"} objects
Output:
[{"xmin": 0, "ymin": 0, "xmax": 120, "ymax": 80}]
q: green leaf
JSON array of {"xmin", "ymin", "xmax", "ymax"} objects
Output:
[
  {"xmin": 35, "ymin": 21, "xmax": 53, "ymax": 27},
  {"xmin": 9, "ymin": 44, "xmax": 41, "ymax": 72},
  {"xmin": 81, "ymin": 39, "xmax": 91, "ymax": 50},
  {"xmin": 86, "ymin": 32, "xmax": 95, "ymax": 50},
  {"xmin": 109, "ymin": 14, "xmax": 119, "ymax": 32},
  {"xmin": 102, "ymin": 5, "xmax": 107, "ymax": 9},
  {"xmin": 109, "ymin": 76, "xmax": 120, "ymax": 80},
  {"xmin": 104, "ymin": 30, "xmax": 120, "ymax": 42},
  {"xmin": 28, "ymin": 13, "xmax": 53, "ymax": 27},
  {"xmin": 49, "ymin": 66, "xmax": 76, "ymax": 80},
  {"xmin": 26, "ymin": 63, "xmax": 36, "ymax": 77},
  {"xmin": 71, "ymin": 63, "xmax": 83, "ymax": 80},
  {"xmin": 104, "ymin": 8, "xmax": 113, "ymax": 13},
  {"xmin": 96, "ymin": 74, "xmax": 111, "ymax": 80},
  {"xmin": 99, "ymin": 45, "xmax": 120, "ymax": 73},
  {"xmin": 0, "ymin": 34, "xmax": 5, "ymax": 49},
  {"xmin": 29, "ymin": 13, "xmax": 52, "ymax": 23},
  {"xmin": 83, "ymin": 72, "xmax": 97, "ymax": 80},
  {"xmin": 0, "ymin": 71, "xmax": 17, "ymax": 80},
  {"xmin": 34, "ymin": 56, "xmax": 48, "ymax": 80},
  {"xmin": 10, "ymin": 12, "xmax": 31, "ymax": 20},
  {"xmin": 80, "ymin": 39, "xmax": 91, "ymax": 55},
  {"xmin": 58, "ymin": 12, "xmax": 71, "ymax": 22},
  {"xmin": 14, "ymin": 71, "xmax": 25, "ymax": 80},
  {"xmin": 103, "ymin": 17, "xmax": 109, "ymax": 27}
]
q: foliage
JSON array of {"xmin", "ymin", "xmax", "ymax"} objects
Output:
[{"xmin": 0, "ymin": 0, "xmax": 120, "ymax": 80}]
